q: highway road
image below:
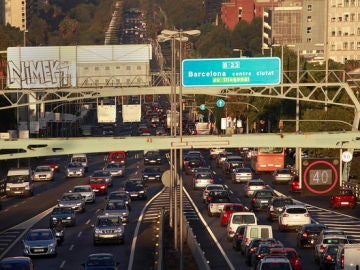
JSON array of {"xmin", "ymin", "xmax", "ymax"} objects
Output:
[{"xmin": 1, "ymin": 147, "xmax": 360, "ymax": 269}]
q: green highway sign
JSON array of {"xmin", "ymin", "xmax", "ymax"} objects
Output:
[{"xmin": 182, "ymin": 57, "xmax": 281, "ymax": 87}]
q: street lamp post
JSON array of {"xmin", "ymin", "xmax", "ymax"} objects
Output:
[{"xmin": 158, "ymin": 28, "xmax": 200, "ymax": 269}]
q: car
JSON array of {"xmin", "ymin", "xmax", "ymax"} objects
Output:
[
  {"xmin": 65, "ymin": 162, "xmax": 85, "ymax": 178},
  {"xmin": 124, "ymin": 179, "xmax": 147, "ymax": 200},
  {"xmin": 232, "ymin": 225, "xmax": 247, "ymax": 251},
  {"xmin": 251, "ymin": 243, "xmax": 285, "ymax": 269},
  {"xmin": 318, "ymin": 244, "xmax": 339, "ymax": 270},
  {"xmin": 256, "ymin": 255, "xmax": 292, "ymax": 270},
  {"xmin": 0, "ymin": 256, "xmax": 34, "ymax": 270},
  {"xmin": 267, "ymin": 197, "xmax": 295, "ymax": 221},
  {"xmin": 207, "ymin": 190, "xmax": 231, "ymax": 216},
  {"xmin": 82, "ymin": 253, "xmax": 120, "ymax": 270},
  {"xmin": 241, "ymin": 225, "xmax": 274, "ymax": 255},
  {"xmin": 107, "ymin": 191, "xmax": 132, "ymax": 210},
  {"xmin": 231, "ymin": 167, "xmax": 254, "ymax": 183},
  {"xmin": 103, "ymin": 162, "xmax": 125, "ymax": 177},
  {"xmin": 142, "ymin": 166, "xmax": 162, "ymax": 182},
  {"xmin": 278, "ymin": 204, "xmax": 311, "ymax": 232},
  {"xmin": 220, "ymin": 203, "xmax": 247, "ymax": 226},
  {"xmin": 209, "ymin": 148, "xmax": 226, "ymax": 159},
  {"xmin": 58, "ymin": 192, "xmax": 85, "ymax": 213},
  {"xmin": 244, "ymin": 179, "xmax": 267, "ymax": 197},
  {"xmin": 42, "ymin": 157, "xmax": 61, "ymax": 172},
  {"xmin": 244, "ymin": 237, "xmax": 280, "ymax": 265},
  {"xmin": 193, "ymin": 171, "xmax": 215, "ymax": 190},
  {"xmin": 89, "ymin": 177, "xmax": 109, "ymax": 195},
  {"xmin": 289, "ymin": 175, "xmax": 301, "ymax": 193},
  {"xmin": 71, "ymin": 185, "xmax": 96, "ymax": 203},
  {"xmin": 329, "ymin": 188, "xmax": 356, "ymax": 208},
  {"xmin": 202, "ymin": 184, "xmax": 226, "ymax": 203},
  {"xmin": 92, "ymin": 215, "xmax": 124, "ymax": 245},
  {"xmin": 184, "ymin": 158, "xmax": 207, "ymax": 175},
  {"xmin": 90, "ymin": 170, "xmax": 113, "ymax": 187},
  {"xmin": 215, "ymin": 152, "xmax": 232, "ymax": 168},
  {"xmin": 22, "ymin": 229, "xmax": 57, "ymax": 257},
  {"xmin": 226, "ymin": 212, "xmax": 257, "ymax": 240},
  {"xmin": 222, "ymin": 155, "xmax": 245, "ymax": 174},
  {"xmin": 32, "ymin": 165, "xmax": 54, "ymax": 181},
  {"xmin": 296, "ymin": 223, "xmax": 327, "ymax": 248},
  {"xmin": 102, "ymin": 125, "xmax": 114, "ymax": 136},
  {"xmin": 144, "ymin": 150, "xmax": 162, "ymax": 165},
  {"xmin": 106, "ymin": 151, "xmax": 126, "ymax": 165},
  {"xmin": 49, "ymin": 206, "xmax": 76, "ymax": 227},
  {"xmin": 70, "ymin": 154, "xmax": 88, "ymax": 172},
  {"xmin": 250, "ymin": 189, "xmax": 277, "ymax": 211},
  {"xmin": 272, "ymin": 168, "xmax": 293, "ymax": 184},
  {"xmin": 269, "ymin": 247, "xmax": 302, "ymax": 270},
  {"xmin": 314, "ymin": 234, "xmax": 349, "ymax": 263},
  {"xmin": 103, "ymin": 200, "xmax": 129, "ymax": 224}
]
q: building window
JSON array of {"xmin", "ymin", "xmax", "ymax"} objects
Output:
[
  {"xmin": 307, "ymin": 16, "xmax": 312, "ymax": 22},
  {"xmin": 137, "ymin": 66, "xmax": 141, "ymax": 70},
  {"xmin": 331, "ymin": 44, "xmax": 336, "ymax": 50},
  {"xmin": 357, "ymin": 42, "xmax": 360, "ymax": 49},
  {"xmin": 331, "ymin": 31, "xmax": 336, "ymax": 36},
  {"xmin": 105, "ymin": 66, "xmax": 110, "ymax": 70},
  {"xmin": 84, "ymin": 67, "xmax": 89, "ymax": 71},
  {"xmin": 307, "ymin": 27, "xmax": 312, "ymax": 33},
  {"xmin": 331, "ymin": 17, "xmax": 336, "ymax": 22},
  {"xmin": 338, "ymin": 17, "xmax": 342, "ymax": 22},
  {"xmin": 307, "ymin": 5, "xmax": 312, "ymax": 11},
  {"xmin": 126, "ymin": 66, "xmax": 131, "ymax": 70},
  {"xmin": 344, "ymin": 14, "xmax": 349, "ymax": 21},
  {"xmin": 95, "ymin": 67, "xmax": 99, "ymax": 71},
  {"xmin": 338, "ymin": 30, "xmax": 342, "ymax": 36},
  {"xmin": 307, "ymin": 38, "xmax": 312, "ymax": 43},
  {"xmin": 345, "ymin": 0, "xmax": 350, "ymax": 7},
  {"xmin": 343, "ymin": 42, "xmax": 348, "ymax": 49},
  {"xmin": 357, "ymin": 27, "xmax": 360, "ymax": 35},
  {"xmin": 350, "ymin": 42, "xmax": 355, "ymax": 49}
]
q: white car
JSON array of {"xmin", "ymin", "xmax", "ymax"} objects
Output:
[
  {"xmin": 209, "ymin": 148, "xmax": 226, "ymax": 159},
  {"xmin": 244, "ymin": 179, "xmax": 266, "ymax": 197},
  {"xmin": 278, "ymin": 204, "xmax": 311, "ymax": 232},
  {"xmin": 272, "ymin": 168, "xmax": 292, "ymax": 184},
  {"xmin": 33, "ymin": 165, "xmax": 54, "ymax": 181},
  {"xmin": 71, "ymin": 185, "xmax": 96, "ymax": 203}
]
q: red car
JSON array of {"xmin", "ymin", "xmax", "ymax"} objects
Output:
[
  {"xmin": 42, "ymin": 158, "xmax": 61, "ymax": 173},
  {"xmin": 329, "ymin": 188, "xmax": 356, "ymax": 208},
  {"xmin": 289, "ymin": 175, "xmax": 301, "ymax": 193},
  {"xmin": 269, "ymin": 247, "xmax": 302, "ymax": 270},
  {"xmin": 89, "ymin": 178, "xmax": 109, "ymax": 195},
  {"xmin": 220, "ymin": 203, "xmax": 247, "ymax": 227}
]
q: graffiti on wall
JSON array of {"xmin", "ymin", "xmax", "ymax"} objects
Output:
[{"xmin": 7, "ymin": 60, "xmax": 73, "ymax": 88}]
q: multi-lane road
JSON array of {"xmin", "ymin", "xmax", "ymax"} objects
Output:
[{"xmin": 1, "ymin": 147, "xmax": 360, "ymax": 269}]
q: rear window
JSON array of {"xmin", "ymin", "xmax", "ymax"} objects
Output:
[
  {"xmin": 286, "ymin": 208, "xmax": 307, "ymax": 214},
  {"xmin": 255, "ymin": 191, "xmax": 273, "ymax": 198},
  {"xmin": 273, "ymin": 199, "xmax": 293, "ymax": 207},
  {"xmin": 261, "ymin": 262, "xmax": 291, "ymax": 270},
  {"xmin": 249, "ymin": 227, "xmax": 271, "ymax": 238},
  {"xmin": 249, "ymin": 181, "xmax": 264, "ymax": 186},
  {"xmin": 233, "ymin": 214, "xmax": 255, "ymax": 224},
  {"xmin": 196, "ymin": 173, "xmax": 211, "ymax": 179}
]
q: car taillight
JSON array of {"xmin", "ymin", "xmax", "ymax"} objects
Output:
[
  {"xmin": 250, "ymin": 247, "xmax": 256, "ymax": 252},
  {"xmin": 207, "ymin": 197, "xmax": 212, "ymax": 201},
  {"xmin": 245, "ymin": 238, "xmax": 249, "ymax": 244},
  {"xmin": 247, "ymin": 186, "xmax": 251, "ymax": 190},
  {"xmin": 302, "ymin": 232, "xmax": 308, "ymax": 238},
  {"xmin": 325, "ymin": 255, "xmax": 333, "ymax": 261},
  {"xmin": 304, "ymin": 213, "xmax": 310, "ymax": 217},
  {"xmin": 237, "ymin": 234, "xmax": 243, "ymax": 239},
  {"xmin": 294, "ymin": 258, "xmax": 301, "ymax": 265},
  {"xmin": 262, "ymin": 185, "xmax": 267, "ymax": 189},
  {"xmin": 320, "ymin": 245, "xmax": 325, "ymax": 251},
  {"xmin": 210, "ymin": 178, "xmax": 214, "ymax": 183},
  {"xmin": 252, "ymin": 198, "xmax": 257, "ymax": 203},
  {"xmin": 194, "ymin": 178, "xmax": 198, "ymax": 183},
  {"xmin": 282, "ymin": 213, "xmax": 289, "ymax": 217},
  {"xmin": 341, "ymin": 254, "xmax": 344, "ymax": 269}
]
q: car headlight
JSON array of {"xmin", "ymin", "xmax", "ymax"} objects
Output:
[
  {"xmin": 95, "ymin": 228, "xmax": 101, "ymax": 234},
  {"xmin": 49, "ymin": 242, "xmax": 56, "ymax": 248},
  {"xmin": 24, "ymin": 244, "xmax": 30, "ymax": 250},
  {"xmin": 76, "ymin": 202, "xmax": 82, "ymax": 206},
  {"xmin": 143, "ymin": 175, "xmax": 148, "ymax": 178},
  {"xmin": 115, "ymin": 227, "xmax": 123, "ymax": 233},
  {"xmin": 52, "ymin": 217, "xmax": 58, "ymax": 220},
  {"xmin": 66, "ymin": 216, "xmax": 72, "ymax": 220},
  {"xmin": 139, "ymin": 190, "xmax": 144, "ymax": 193}
]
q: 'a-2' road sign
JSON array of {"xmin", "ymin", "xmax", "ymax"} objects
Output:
[{"xmin": 182, "ymin": 57, "xmax": 281, "ymax": 87}]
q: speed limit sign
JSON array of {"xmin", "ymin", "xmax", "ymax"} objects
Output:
[{"xmin": 341, "ymin": 151, "xmax": 353, "ymax": 163}]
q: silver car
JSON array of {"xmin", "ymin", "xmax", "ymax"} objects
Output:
[
  {"xmin": 71, "ymin": 185, "xmax": 96, "ymax": 203},
  {"xmin": 244, "ymin": 179, "xmax": 266, "ymax": 197},
  {"xmin": 23, "ymin": 229, "xmax": 57, "ymax": 257},
  {"xmin": 103, "ymin": 200, "xmax": 129, "ymax": 224},
  {"xmin": 231, "ymin": 167, "xmax": 254, "ymax": 183},
  {"xmin": 58, "ymin": 192, "xmax": 85, "ymax": 213},
  {"xmin": 33, "ymin": 165, "xmax": 54, "ymax": 181},
  {"xmin": 65, "ymin": 162, "xmax": 85, "ymax": 178},
  {"xmin": 93, "ymin": 215, "xmax": 124, "ymax": 245},
  {"xmin": 104, "ymin": 162, "xmax": 125, "ymax": 177}
]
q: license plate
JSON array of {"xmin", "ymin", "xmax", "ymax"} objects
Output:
[
  {"xmin": 34, "ymin": 248, "xmax": 44, "ymax": 252},
  {"xmin": 260, "ymin": 200, "xmax": 268, "ymax": 203},
  {"xmin": 341, "ymin": 202, "xmax": 349, "ymax": 205},
  {"xmin": 14, "ymin": 191, "xmax": 21, "ymax": 194},
  {"xmin": 93, "ymin": 189, "xmax": 99, "ymax": 192}
]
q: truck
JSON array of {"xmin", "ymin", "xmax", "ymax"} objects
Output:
[
  {"xmin": 5, "ymin": 167, "xmax": 34, "ymax": 197},
  {"xmin": 207, "ymin": 190, "xmax": 231, "ymax": 216},
  {"xmin": 166, "ymin": 110, "xmax": 180, "ymax": 130},
  {"xmin": 335, "ymin": 244, "xmax": 360, "ymax": 270}
]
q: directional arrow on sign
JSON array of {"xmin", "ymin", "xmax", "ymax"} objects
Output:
[
  {"xmin": 199, "ymin": 104, "xmax": 206, "ymax": 110},
  {"xmin": 216, "ymin": 99, "xmax": 225, "ymax": 108}
]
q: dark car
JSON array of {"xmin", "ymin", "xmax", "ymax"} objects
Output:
[
  {"xmin": 82, "ymin": 253, "xmax": 119, "ymax": 270},
  {"xmin": 144, "ymin": 151, "xmax": 162, "ymax": 165},
  {"xmin": 251, "ymin": 242, "xmax": 284, "ymax": 269},
  {"xmin": 124, "ymin": 179, "xmax": 147, "ymax": 200},
  {"xmin": 269, "ymin": 247, "xmax": 302, "ymax": 270},
  {"xmin": 296, "ymin": 223, "xmax": 327, "ymax": 248},
  {"xmin": 267, "ymin": 196, "xmax": 295, "ymax": 221},
  {"xmin": 319, "ymin": 244, "xmax": 339, "ymax": 270},
  {"xmin": 250, "ymin": 189, "xmax": 277, "ymax": 211},
  {"xmin": 232, "ymin": 225, "xmax": 247, "ymax": 251},
  {"xmin": 107, "ymin": 191, "xmax": 132, "ymax": 210},
  {"xmin": 0, "ymin": 256, "xmax": 34, "ymax": 270},
  {"xmin": 244, "ymin": 238, "xmax": 279, "ymax": 266},
  {"xmin": 184, "ymin": 158, "xmax": 207, "ymax": 175},
  {"xmin": 49, "ymin": 206, "xmax": 76, "ymax": 227},
  {"xmin": 142, "ymin": 166, "xmax": 162, "ymax": 182}
]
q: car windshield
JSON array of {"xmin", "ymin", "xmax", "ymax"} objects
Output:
[
  {"xmin": 90, "ymin": 179, "xmax": 106, "ymax": 184},
  {"xmin": 97, "ymin": 217, "xmax": 120, "ymax": 227},
  {"xmin": 6, "ymin": 175, "xmax": 30, "ymax": 184},
  {"xmin": 61, "ymin": 194, "xmax": 81, "ymax": 201},
  {"xmin": 144, "ymin": 167, "xmax": 161, "ymax": 173},
  {"xmin": 227, "ymin": 205, "xmax": 243, "ymax": 211},
  {"xmin": 35, "ymin": 166, "xmax": 51, "ymax": 172},
  {"xmin": 126, "ymin": 180, "xmax": 143, "ymax": 188},
  {"xmin": 109, "ymin": 192, "xmax": 127, "ymax": 200},
  {"xmin": 261, "ymin": 263, "xmax": 291, "ymax": 270},
  {"xmin": 286, "ymin": 208, "xmax": 306, "ymax": 214},
  {"xmin": 106, "ymin": 201, "xmax": 126, "ymax": 210},
  {"xmin": 273, "ymin": 199, "xmax": 293, "ymax": 207},
  {"xmin": 255, "ymin": 191, "xmax": 273, "ymax": 198},
  {"xmin": 207, "ymin": 186, "xmax": 223, "ymax": 191},
  {"xmin": 232, "ymin": 215, "xmax": 255, "ymax": 224},
  {"xmin": 68, "ymin": 163, "xmax": 82, "ymax": 168},
  {"xmin": 107, "ymin": 163, "xmax": 121, "ymax": 168},
  {"xmin": 26, "ymin": 230, "xmax": 53, "ymax": 241},
  {"xmin": 52, "ymin": 207, "xmax": 73, "ymax": 214},
  {"xmin": 73, "ymin": 186, "xmax": 91, "ymax": 192},
  {"xmin": 87, "ymin": 255, "xmax": 115, "ymax": 266},
  {"xmin": 145, "ymin": 151, "xmax": 159, "ymax": 156},
  {"xmin": 93, "ymin": 171, "xmax": 110, "ymax": 177},
  {"xmin": 72, "ymin": 157, "xmax": 86, "ymax": 163},
  {"xmin": 196, "ymin": 173, "xmax": 211, "ymax": 179},
  {"xmin": 272, "ymin": 250, "xmax": 297, "ymax": 259}
]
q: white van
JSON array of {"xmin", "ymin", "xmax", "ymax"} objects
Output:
[
  {"xmin": 5, "ymin": 167, "xmax": 34, "ymax": 197},
  {"xmin": 71, "ymin": 154, "xmax": 88, "ymax": 172},
  {"xmin": 240, "ymin": 225, "xmax": 273, "ymax": 254},
  {"xmin": 226, "ymin": 212, "xmax": 257, "ymax": 240},
  {"xmin": 335, "ymin": 243, "xmax": 360, "ymax": 270}
]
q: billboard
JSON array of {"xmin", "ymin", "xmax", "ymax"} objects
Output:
[
  {"xmin": 7, "ymin": 44, "xmax": 152, "ymax": 89},
  {"xmin": 122, "ymin": 104, "xmax": 141, "ymax": 122},
  {"xmin": 97, "ymin": 104, "xmax": 117, "ymax": 123}
]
